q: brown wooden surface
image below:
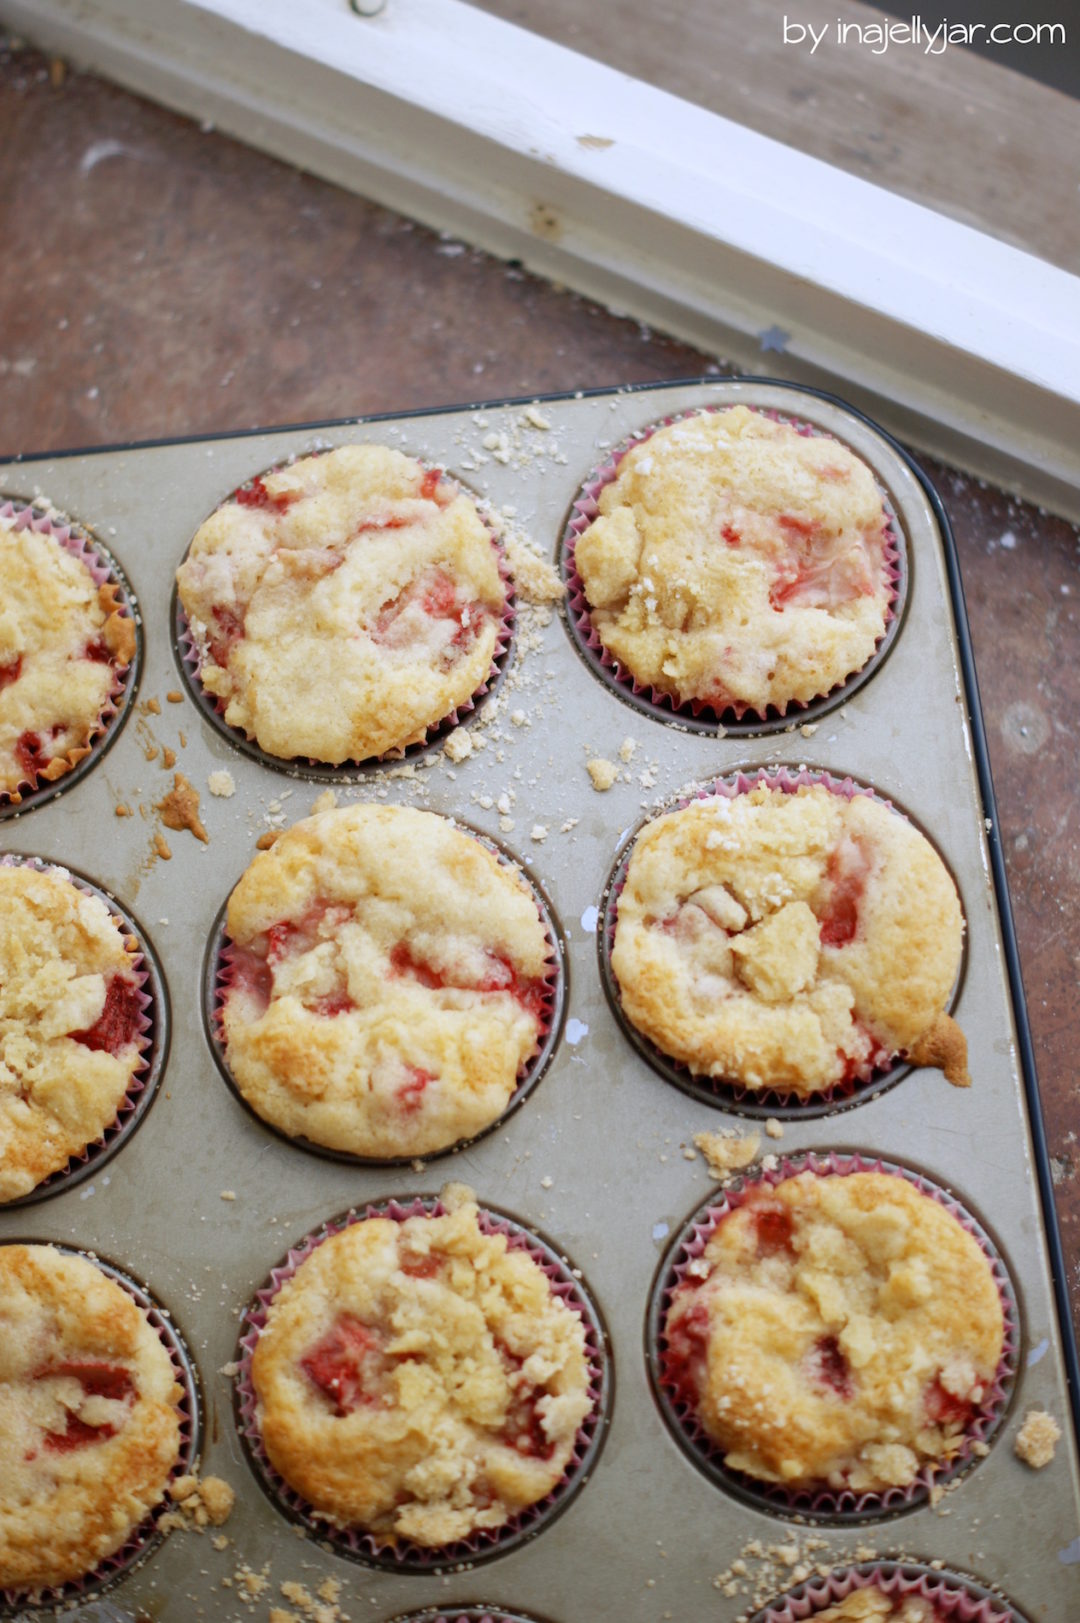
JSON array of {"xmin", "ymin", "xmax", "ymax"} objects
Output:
[
  {"xmin": 474, "ymin": 0, "xmax": 1080, "ymax": 273},
  {"xmin": 1, "ymin": 44, "xmax": 1078, "ymax": 1339}
]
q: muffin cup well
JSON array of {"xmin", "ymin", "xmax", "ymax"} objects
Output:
[
  {"xmin": 559, "ymin": 404, "xmax": 906, "ymax": 736},
  {"xmin": 0, "ymin": 855, "xmax": 169, "ymax": 1208},
  {"xmin": 204, "ymin": 822, "xmax": 566, "ymax": 1164},
  {"xmin": 234, "ymin": 1196, "xmax": 611, "ymax": 1572},
  {"xmin": 173, "ymin": 457, "xmax": 515, "ymax": 778},
  {"xmin": 0, "ymin": 1249, "xmax": 201, "ymax": 1616},
  {"xmin": 599, "ymin": 766, "xmax": 965, "ymax": 1119},
  {"xmin": 747, "ymin": 1559, "xmax": 1026, "ymax": 1622},
  {"xmin": 647, "ymin": 1151, "xmax": 1019, "ymax": 1524},
  {"xmin": 0, "ymin": 499, "xmax": 140, "ymax": 814}
]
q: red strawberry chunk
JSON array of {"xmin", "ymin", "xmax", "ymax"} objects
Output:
[
  {"xmin": 419, "ymin": 467, "xmax": 442, "ymax": 501},
  {"xmin": 229, "ymin": 946, "xmax": 273, "ymax": 1013},
  {"xmin": 397, "ymin": 1066, "xmax": 434, "ymax": 1113},
  {"xmin": 236, "ymin": 474, "xmax": 299, "ymax": 513},
  {"xmin": 310, "ymin": 990, "xmax": 355, "ymax": 1017},
  {"xmin": 807, "ymin": 1335, "xmax": 854, "ymax": 1399},
  {"xmin": 399, "ymin": 1245, "xmax": 442, "ymax": 1278},
  {"xmin": 15, "ymin": 730, "xmax": 46, "ymax": 777},
  {"xmin": 0, "ymin": 654, "xmax": 21, "ymax": 688},
  {"xmin": 84, "ymin": 639, "xmax": 111, "ymax": 664},
  {"xmin": 301, "ymin": 1316, "xmax": 386, "ymax": 1416},
  {"xmin": 501, "ymin": 1385, "xmax": 556, "ymax": 1459},
  {"xmin": 390, "ymin": 943, "xmax": 545, "ymax": 1022},
  {"xmin": 721, "ymin": 523, "xmax": 741, "ymax": 546},
  {"xmin": 924, "ymin": 1374, "xmax": 976, "ymax": 1429},
  {"xmin": 44, "ymin": 1413, "xmax": 115, "ymax": 1453},
  {"xmin": 36, "ymin": 1359, "xmax": 135, "ymax": 1452},
  {"xmin": 265, "ymin": 900, "xmax": 351, "ymax": 963},
  {"xmin": 389, "ymin": 944, "xmax": 446, "ymax": 989},
  {"xmin": 818, "ymin": 837, "xmax": 870, "ymax": 948},
  {"xmin": 662, "ymin": 1294, "xmax": 710, "ymax": 1408},
  {"xmin": 748, "ymin": 1200, "xmax": 796, "ymax": 1257},
  {"xmin": 207, "ymin": 604, "xmax": 246, "ymax": 667},
  {"xmin": 70, "ymin": 974, "xmax": 142, "ymax": 1054}
]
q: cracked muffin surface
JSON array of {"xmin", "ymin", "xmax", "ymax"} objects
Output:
[
  {"xmin": 221, "ymin": 805, "xmax": 552, "ymax": 1157},
  {"xmin": 0, "ymin": 865, "xmax": 145, "ymax": 1203},
  {"xmin": 662, "ymin": 1170, "xmax": 1004, "ymax": 1493},
  {"xmin": 175, "ymin": 444, "xmax": 506, "ymax": 762},
  {"xmin": 611, "ymin": 783, "xmax": 966, "ymax": 1096},
  {"xmin": 573, "ymin": 406, "xmax": 892, "ymax": 713},
  {"xmin": 251, "ymin": 1195, "xmax": 592, "ymax": 1544},
  {"xmin": 808, "ymin": 1588, "xmax": 949, "ymax": 1620},
  {"xmin": 0, "ymin": 515, "xmax": 135, "ymax": 798},
  {"xmin": 0, "ymin": 1244, "xmax": 182, "ymax": 1590}
]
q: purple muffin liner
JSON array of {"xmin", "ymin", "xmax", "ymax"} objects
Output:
[
  {"xmin": 0, "ymin": 499, "xmax": 140, "ymax": 812},
  {"xmin": 385, "ymin": 1610, "xmax": 555, "ymax": 1623},
  {"xmin": 173, "ymin": 455, "xmax": 516, "ymax": 778},
  {"xmin": 234, "ymin": 1196, "xmax": 611, "ymax": 1572},
  {"xmin": 559, "ymin": 404, "xmax": 906, "ymax": 736},
  {"xmin": 0, "ymin": 1248, "xmax": 201, "ymax": 1616},
  {"xmin": 599, "ymin": 765, "xmax": 966, "ymax": 1118},
  {"xmin": 648, "ymin": 1151, "xmax": 1019, "ymax": 1523},
  {"xmin": 0, "ymin": 854, "xmax": 169, "ymax": 1209},
  {"xmin": 205, "ymin": 821, "xmax": 565, "ymax": 1165},
  {"xmin": 747, "ymin": 1559, "xmax": 1026, "ymax": 1622}
]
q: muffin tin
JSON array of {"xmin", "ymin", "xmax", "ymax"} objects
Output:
[{"xmin": 0, "ymin": 377, "xmax": 1077, "ymax": 1622}]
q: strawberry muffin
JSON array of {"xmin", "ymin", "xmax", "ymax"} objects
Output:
[
  {"xmin": 0, "ymin": 864, "xmax": 145, "ymax": 1203},
  {"xmin": 0, "ymin": 1244, "xmax": 182, "ymax": 1590},
  {"xmin": 249, "ymin": 1192, "xmax": 592, "ymax": 1545},
  {"xmin": 662, "ymin": 1170, "xmax": 1005, "ymax": 1494},
  {"xmin": 219, "ymin": 805, "xmax": 552, "ymax": 1158},
  {"xmin": 611, "ymin": 782, "xmax": 967, "ymax": 1097},
  {"xmin": 175, "ymin": 445, "xmax": 506, "ymax": 762},
  {"xmin": 0, "ymin": 511, "xmax": 135, "ymax": 800},
  {"xmin": 572, "ymin": 406, "xmax": 893, "ymax": 715}
]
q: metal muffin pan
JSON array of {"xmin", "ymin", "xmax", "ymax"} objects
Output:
[{"xmin": 0, "ymin": 377, "xmax": 1076, "ymax": 1622}]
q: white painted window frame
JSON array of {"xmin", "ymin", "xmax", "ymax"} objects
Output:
[{"xmin": 6, "ymin": 0, "xmax": 1080, "ymax": 514}]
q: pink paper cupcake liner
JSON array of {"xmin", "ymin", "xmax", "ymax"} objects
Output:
[
  {"xmin": 0, "ymin": 499, "xmax": 140, "ymax": 814},
  {"xmin": 647, "ymin": 1151, "xmax": 1019, "ymax": 1523},
  {"xmin": 559, "ymin": 404, "xmax": 906, "ymax": 736},
  {"xmin": 234, "ymin": 1196, "xmax": 611, "ymax": 1572},
  {"xmin": 0, "ymin": 854, "xmax": 169, "ymax": 1209},
  {"xmin": 172, "ymin": 454, "xmax": 516, "ymax": 779},
  {"xmin": 748, "ymin": 1559, "xmax": 1026, "ymax": 1622},
  {"xmin": 386, "ymin": 1610, "xmax": 555, "ymax": 1623},
  {"xmin": 204, "ymin": 819, "xmax": 565, "ymax": 1165},
  {"xmin": 599, "ymin": 766, "xmax": 966, "ymax": 1118},
  {"xmin": 0, "ymin": 1248, "xmax": 201, "ymax": 1617}
]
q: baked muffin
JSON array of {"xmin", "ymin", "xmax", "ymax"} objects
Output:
[
  {"xmin": 0, "ymin": 513, "xmax": 135, "ymax": 799},
  {"xmin": 220, "ymin": 805, "xmax": 552, "ymax": 1158},
  {"xmin": 175, "ymin": 445, "xmax": 506, "ymax": 762},
  {"xmin": 0, "ymin": 864, "xmax": 145, "ymax": 1203},
  {"xmin": 808, "ymin": 1594, "xmax": 944, "ymax": 1622},
  {"xmin": 0, "ymin": 1244, "xmax": 182, "ymax": 1591},
  {"xmin": 573, "ymin": 406, "xmax": 892, "ymax": 714},
  {"xmin": 250, "ymin": 1194, "xmax": 592, "ymax": 1545},
  {"xmin": 662, "ymin": 1170, "xmax": 1004, "ymax": 1493},
  {"xmin": 611, "ymin": 783, "xmax": 967, "ymax": 1096}
]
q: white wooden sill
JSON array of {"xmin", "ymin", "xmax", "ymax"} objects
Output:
[{"xmin": 5, "ymin": 0, "xmax": 1080, "ymax": 515}]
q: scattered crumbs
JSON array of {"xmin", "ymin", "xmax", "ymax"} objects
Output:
[
  {"xmin": 208, "ymin": 769, "xmax": 236, "ymax": 798},
  {"xmin": 499, "ymin": 815, "xmax": 515, "ymax": 833},
  {"xmin": 219, "ymin": 1360, "xmax": 240, "ymax": 1377},
  {"xmin": 156, "ymin": 772, "xmax": 209, "ymax": 843},
  {"xmin": 166, "ymin": 689, "xmax": 184, "ymax": 703},
  {"xmin": 800, "ymin": 722, "xmax": 818, "ymax": 737},
  {"xmin": 682, "ymin": 1145, "xmax": 697, "ymax": 1161},
  {"xmin": 153, "ymin": 831, "xmax": 172, "ymax": 861},
  {"xmin": 144, "ymin": 743, "xmax": 159, "ymax": 763},
  {"xmin": 618, "ymin": 736, "xmax": 638, "ymax": 763},
  {"xmin": 161, "ymin": 746, "xmax": 177, "ymax": 769},
  {"xmin": 179, "ymin": 730, "xmax": 187, "ymax": 747},
  {"xmin": 765, "ymin": 1117, "xmax": 783, "ymax": 1139},
  {"xmin": 145, "ymin": 696, "xmax": 161, "ymax": 715},
  {"xmin": 587, "ymin": 756, "xmax": 618, "ymax": 792},
  {"xmin": 911, "ymin": 1011, "xmax": 971, "ymax": 1088},
  {"xmin": 694, "ymin": 1128, "xmax": 761, "ymax": 1176},
  {"xmin": 211, "ymin": 1533, "xmax": 230, "ymax": 1551},
  {"xmin": 510, "ymin": 708, "xmax": 527, "ymax": 727},
  {"xmin": 540, "ymin": 1175, "xmax": 553, "ymax": 1190},
  {"xmin": 504, "ymin": 533, "xmax": 564, "ymax": 603},
  {"xmin": 114, "ymin": 802, "xmax": 132, "ymax": 818},
  {"xmin": 164, "ymin": 1473, "xmax": 235, "ymax": 1530},
  {"xmin": 255, "ymin": 831, "xmax": 280, "ymax": 850},
  {"xmin": 220, "ymin": 1190, "xmax": 237, "ymax": 1202},
  {"xmin": 560, "ymin": 817, "xmax": 579, "ymax": 833},
  {"xmin": 530, "ymin": 823, "xmax": 548, "ymax": 842},
  {"xmin": 269, "ymin": 1611, "xmax": 298, "ymax": 1623},
  {"xmin": 310, "ymin": 787, "xmax": 337, "ymax": 814},
  {"xmin": 443, "ymin": 727, "xmax": 473, "ymax": 763},
  {"xmin": 523, "ymin": 404, "xmax": 551, "ymax": 430},
  {"xmin": 1015, "ymin": 1408, "xmax": 1061, "ymax": 1468}
]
